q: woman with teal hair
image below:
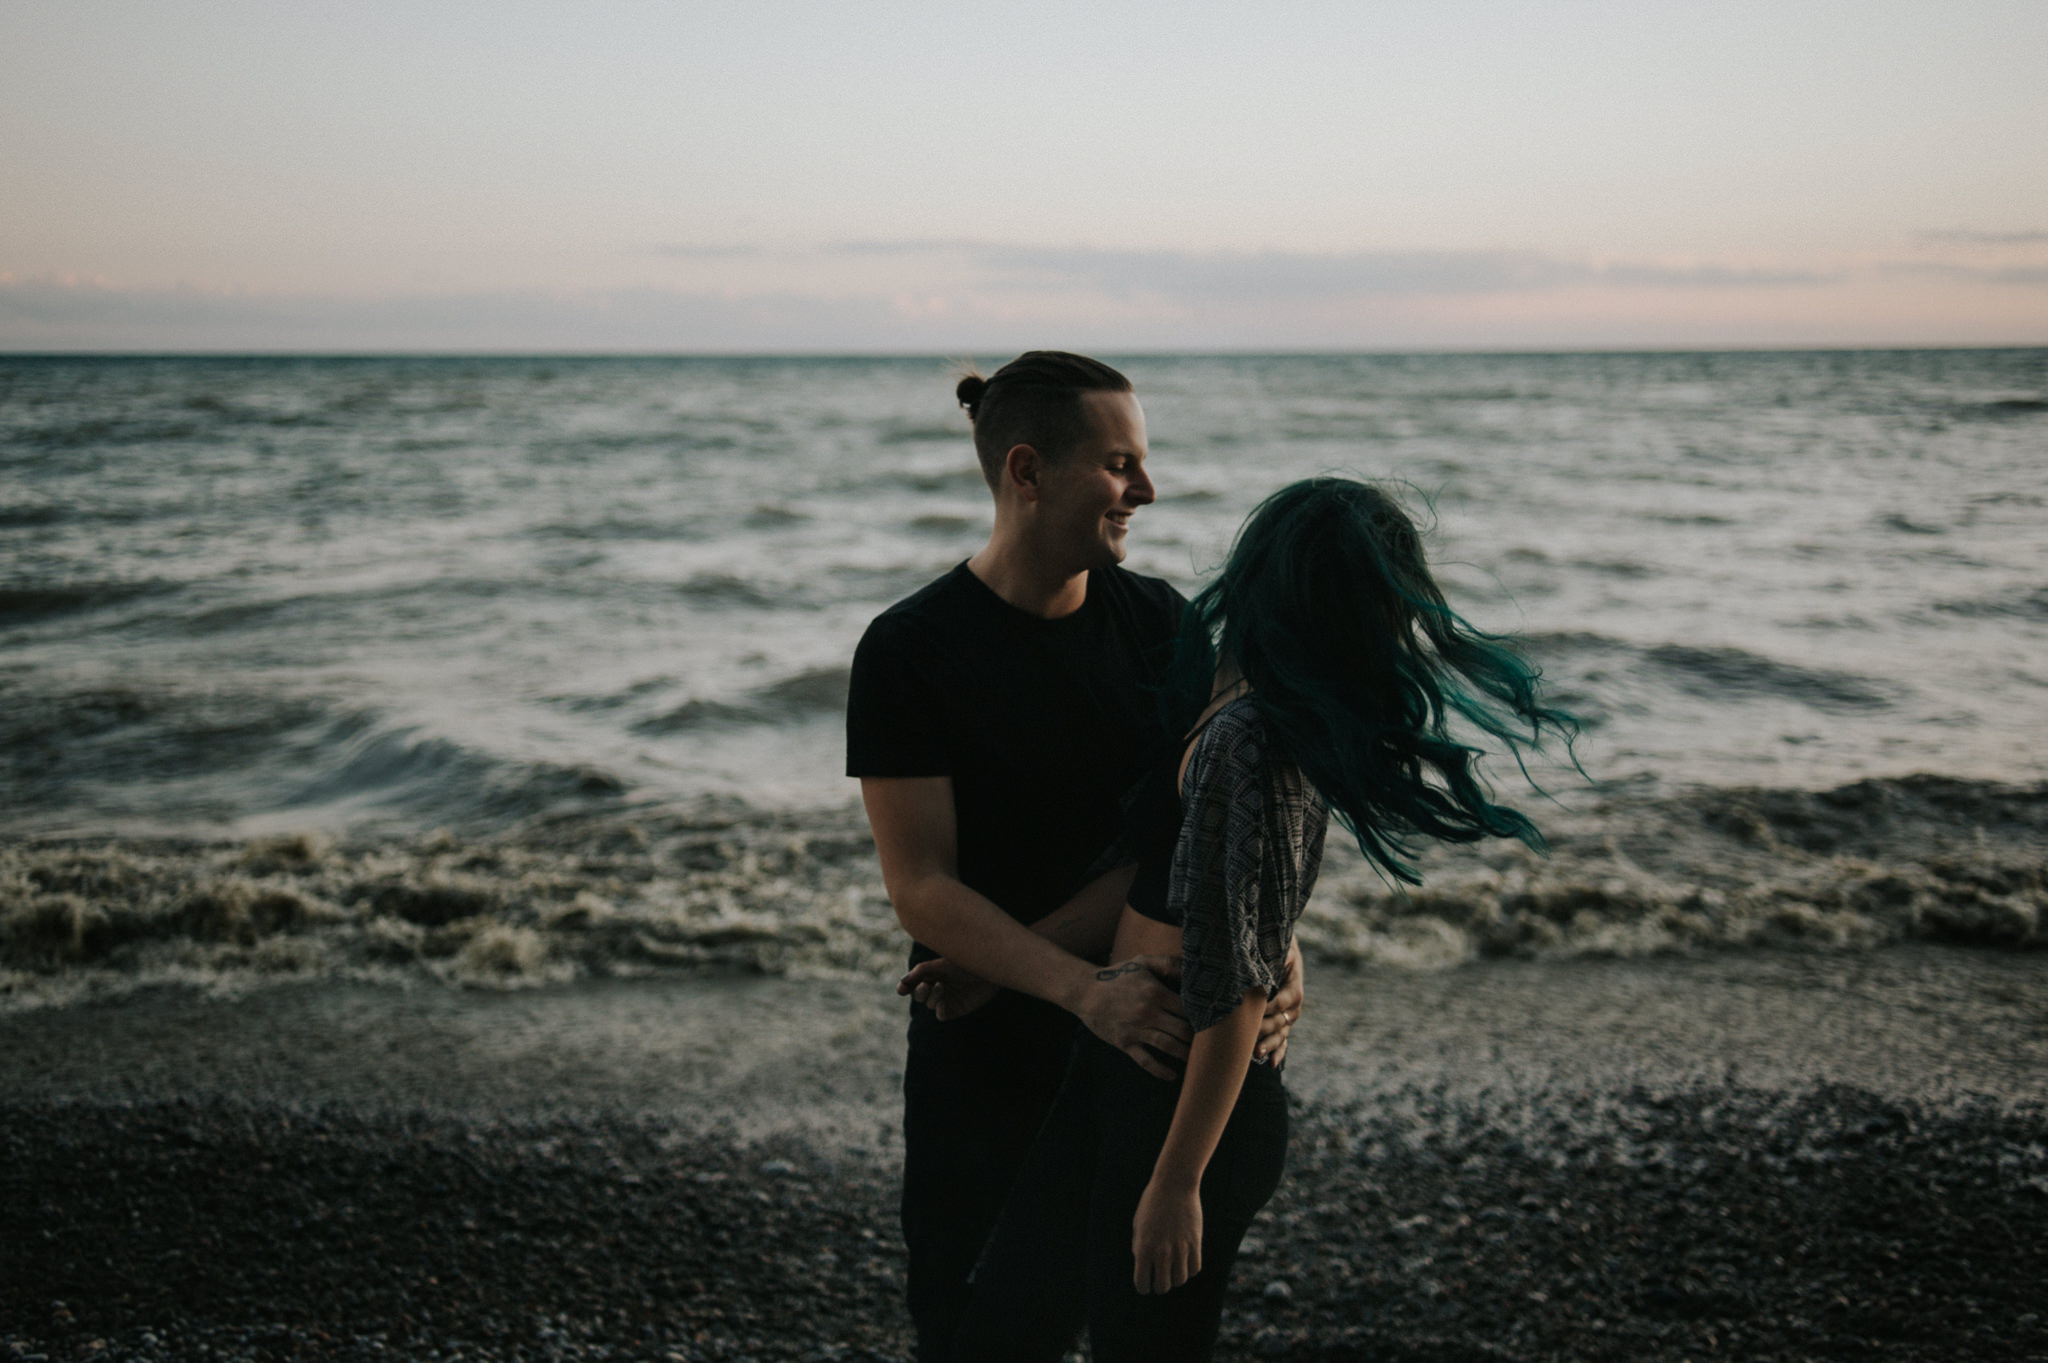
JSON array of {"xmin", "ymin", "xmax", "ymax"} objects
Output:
[{"xmin": 933, "ymin": 476, "xmax": 1576, "ymax": 1361}]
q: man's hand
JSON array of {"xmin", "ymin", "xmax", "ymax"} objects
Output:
[
  {"xmin": 1078, "ymin": 956, "xmax": 1191, "ymax": 1081},
  {"xmin": 1255, "ymin": 938, "xmax": 1305, "ymax": 1067},
  {"xmin": 896, "ymin": 957, "xmax": 999, "ymax": 1021}
]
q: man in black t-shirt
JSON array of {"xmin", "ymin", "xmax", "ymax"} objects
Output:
[{"xmin": 846, "ymin": 352, "xmax": 1303, "ymax": 1363}]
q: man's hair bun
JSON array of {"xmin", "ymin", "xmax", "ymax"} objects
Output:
[
  {"xmin": 952, "ymin": 352, "xmax": 1131, "ymax": 490},
  {"xmin": 956, "ymin": 373, "xmax": 989, "ymax": 419}
]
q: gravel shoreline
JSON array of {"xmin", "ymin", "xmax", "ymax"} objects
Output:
[
  {"xmin": 5, "ymin": 1084, "xmax": 2046, "ymax": 1363},
  {"xmin": 6, "ymin": 950, "xmax": 2047, "ymax": 1361}
]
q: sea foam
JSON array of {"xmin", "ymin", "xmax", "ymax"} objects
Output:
[{"xmin": 4, "ymin": 776, "xmax": 2040, "ymax": 1014}]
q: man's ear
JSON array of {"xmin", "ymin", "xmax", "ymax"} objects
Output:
[{"xmin": 1003, "ymin": 444, "xmax": 1044, "ymax": 502}]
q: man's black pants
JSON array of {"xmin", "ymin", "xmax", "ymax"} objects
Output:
[{"xmin": 901, "ymin": 991, "xmax": 1076, "ymax": 1363}]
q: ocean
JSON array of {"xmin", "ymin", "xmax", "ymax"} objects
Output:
[{"xmin": 3, "ymin": 350, "xmax": 2044, "ymax": 1007}]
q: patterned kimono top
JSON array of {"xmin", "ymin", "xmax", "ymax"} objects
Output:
[{"xmin": 1126, "ymin": 696, "xmax": 1329, "ymax": 1033}]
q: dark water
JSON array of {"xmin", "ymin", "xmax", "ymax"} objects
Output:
[
  {"xmin": 4, "ymin": 350, "xmax": 2043, "ymax": 837},
  {"xmin": 3, "ymin": 350, "xmax": 2045, "ymax": 1005}
]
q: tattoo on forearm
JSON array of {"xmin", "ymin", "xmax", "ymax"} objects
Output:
[{"xmin": 1096, "ymin": 962, "xmax": 1143, "ymax": 981}]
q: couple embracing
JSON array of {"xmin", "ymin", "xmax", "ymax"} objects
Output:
[{"xmin": 847, "ymin": 352, "xmax": 1570, "ymax": 1362}]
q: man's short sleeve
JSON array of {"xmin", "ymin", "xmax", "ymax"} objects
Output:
[{"xmin": 846, "ymin": 613, "xmax": 951, "ymax": 778}]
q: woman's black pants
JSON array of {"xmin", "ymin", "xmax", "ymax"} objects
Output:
[{"xmin": 951, "ymin": 1030, "xmax": 1290, "ymax": 1363}]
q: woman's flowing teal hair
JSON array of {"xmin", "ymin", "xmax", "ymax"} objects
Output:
[{"xmin": 1165, "ymin": 476, "xmax": 1577, "ymax": 884}]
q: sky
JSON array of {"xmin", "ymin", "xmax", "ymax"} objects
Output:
[{"xmin": 2, "ymin": 0, "xmax": 2045, "ymax": 351}]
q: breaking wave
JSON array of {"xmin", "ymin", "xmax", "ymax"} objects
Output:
[
  {"xmin": 1515, "ymin": 634, "xmax": 1899, "ymax": 714},
  {"xmin": 0, "ymin": 683, "xmax": 628, "ymax": 835},
  {"xmin": 1934, "ymin": 587, "xmax": 2048, "ymax": 622},
  {"xmin": 3, "ymin": 775, "xmax": 2040, "ymax": 1013},
  {"xmin": 1638, "ymin": 644, "xmax": 1895, "ymax": 712},
  {"xmin": 633, "ymin": 667, "xmax": 851, "ymax": 734},
  {"xmin": 0, "ymin": 579, "xmax": 178, "ymax": 622}
]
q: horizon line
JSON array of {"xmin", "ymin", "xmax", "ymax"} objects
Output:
[{"xmin": 4, "ymin": 342, "xmax": 2045, "ymax": 361}]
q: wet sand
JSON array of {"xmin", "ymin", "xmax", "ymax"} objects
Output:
[
  {"xmin": 8, "ymin": 946, "xmax": 2045, "ymax": 1122},
  {"xmin": 5, "ymin": 947, "xmax": 2047, "ymax": 1361}
]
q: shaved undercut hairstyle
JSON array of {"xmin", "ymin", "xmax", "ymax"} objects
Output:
[{"xmin": 955, "ymin": 350, "xmax": 1133, "ymax": 492}]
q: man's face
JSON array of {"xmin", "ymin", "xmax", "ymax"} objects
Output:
[{"xmin": 1035, "ymin": 390, "xmax": 1155, "ymax": 571}]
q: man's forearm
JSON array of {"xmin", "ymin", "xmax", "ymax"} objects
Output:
[
  {"xmin": 1025, "ymin": 865, "xmax": 1134, "ymax": 962},
  {"xmin": 893, "ymin": 875, "xmax": 1099, "ymax": 1015}
]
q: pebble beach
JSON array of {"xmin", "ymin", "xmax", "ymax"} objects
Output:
[{"xmin": 6, "ymin": 947, "xmax": 2047, "ymax": 1362}]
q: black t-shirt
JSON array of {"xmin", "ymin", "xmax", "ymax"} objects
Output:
[{"xmin": 846, "ymin": 561, "xmax": 1185, "ymax": 967}]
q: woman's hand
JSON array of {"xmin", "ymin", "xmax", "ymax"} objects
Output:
[
  {"xmin": 895, "ymin": 957, "xmax": 999, "ymax": 1020},
  {"xmin": 1132, "ymin": 1176, "xmax": 1203, "ymax": 1295},
  {"xmin": 1255, "ymin": 938, "xmax": 1305, "ymax": 1066}
]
